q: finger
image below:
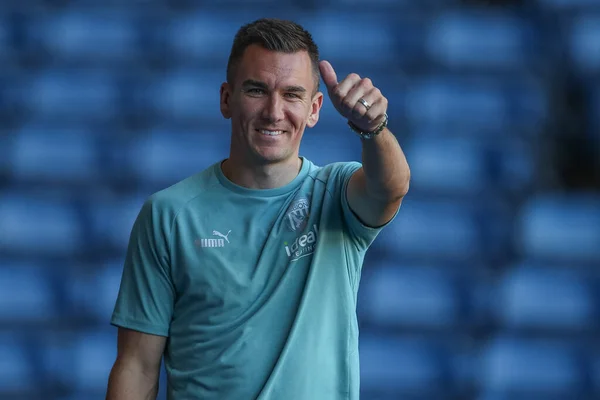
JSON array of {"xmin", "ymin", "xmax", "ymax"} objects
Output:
[
  {"xmin": 334, "ymin": 74, "xmax": 370, "ymax": 110},
  {"xmin": 318, "ymin": 60, "xmax": 338, "ymax": 91},
  {"xmin": 363, "ymin": 98, "xmax": 388, "ymax": 125},
  {"xmin": 352, "ymin": 89, "xmax": 386, "ymax": 123},
  {"xmin": 343, "ymin": 78, "xmax": 374, "ymax": 115}
]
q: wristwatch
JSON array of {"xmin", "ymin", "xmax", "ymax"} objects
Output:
[{"xmin": 347, "ymin": 113, "xmax": 389, "ymax": 140}]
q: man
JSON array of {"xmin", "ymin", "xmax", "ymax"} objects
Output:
[{"xmin": 106, "ymin": 18, "xmax": 410, "ymax": 400}]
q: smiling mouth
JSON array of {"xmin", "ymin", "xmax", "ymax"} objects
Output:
[{"xmin": 256, "ymin": 129, "xmax": 285, "ymax": 136}]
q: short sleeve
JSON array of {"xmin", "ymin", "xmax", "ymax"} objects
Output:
[
  {"xmin": 110, "ymin": 197, "xmax": 175, "ymax": 337},
  {"xmin": 338, "ymin": 162, "xmax": 400, "ymax": 250}
]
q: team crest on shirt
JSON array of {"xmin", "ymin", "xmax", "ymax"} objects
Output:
[
  {"xmin": 285, "ymin": 196, "xmax": 311, "ymax": 232},
  {"xmin": 283, "ymin": 195, "xmax": 318, "ymax": 261}
]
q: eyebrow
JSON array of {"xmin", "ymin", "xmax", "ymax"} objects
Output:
[
  {"xmin": 241, "ymin": 79, "xmax": 307, "ymax": 94},
  {"xmin": 242, "ymin": 79, "xmax": 268, "ymax": 90}
]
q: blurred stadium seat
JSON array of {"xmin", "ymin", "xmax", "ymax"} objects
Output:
[
  {"xmin": 147, "ymin": 69, "xmax": 225, "ymax": 124},
  {"xmin": 376, "ymin": 198, "xmax": 482, "ymax": 260},
  {"xmin": 496, "ymin": 265, "xmax": 596, "ymax": 332},
  {"xmin": 0, "ymin": 16, "xmax": 10, "ymax": 62},
  {"xmin": 126, "ymin": 129, "xmax": 230, "ymax": 187},
  {"xmin": 71, "ymin": 331, "xmax": 117, "ymax": 391},
  {"xmin": 23, "ymin": 69, "xmax": 118, "ymax": 124},
  {"xmin": 298, "ymin": 13, "xmax": 399, "ymax": 68},
  {"xmin": 0, "ymin": 193, "xmax": 84, "ymax": 256},
  {"xmin": 65, "ymin": 260, "xmax": 124, "ymax": 323},
  {"xmin": 360, "ymin": 334, "xmax": 451, "ymax": 397},
  {"xmin": 166, "ymin": 11, "xmax": 275, "ymax": 66},
  {"xmin": 0, "ymin": 336, "xmax": 35, "ymax": 392},
  {"xmin": 518, "ymin": 193, "xmax": 600, "ymax": 262},
  {"xmin": 404, "ymin": 136, "xmax": 534, "ymax": 197},
  {"xmin": 405, "ymin": 136, "xmax": 488, "ymax": 195},
  {"xmin": 405, "ymin": 76, "xmax": 507, "ymax": 128},
  {"xmin": 480, "ymin": 336, "xmax": 586, "ymax": 397},
  {"xmin": 0, "ymin": 263, "xmax": 57, "ymax": 322},
  {"xmin": 10, "ymin": 126, "xmax": 100, "ymax": 183},
  {"xmin": 568, "ymin": 15, "xmax": 600, "ymax": 75},
  {"xmin": 27, "ymin": 10, "xmax": 139, "ymax": 64},
  {"xmin": 87, "ymin": 194, "xmax": 147, "ymax": 252},
  {"xmin": 535, "ymin": 0, "xmax": 600, "ymax": 10},
  {"xmin": 427, "ymin": 11, "xmax": 536, "ymax": 71},
  {"xmin": 360, "ymin": 263, "xmax": 461, "ymax": 330}
]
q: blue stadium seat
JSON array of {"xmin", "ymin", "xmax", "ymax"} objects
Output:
[
  {"xmin": 71, "ymin": 331, "xmax": 116, "ymax": 391},
  {"xmin": 405, "ymin": 76, "xmax": 507, "ymax": 129},
  {"xmin": 0, "ymin": 17, "xmax": 10, "ymax": 62},
  {"xmin": 329, "ymin": 0, "xmax": 457, "ymax": 7},
  {"xmin": 427, "ymin": 11, "xmax": 535, "ymax": 70},
  {"xmin": 10, "ymin": 126, "xmax": 99, "ymax": 182},
  {"xmin": 405, "ymin": 136, "xmax": 486, "ymax": 195},
  {"xmin": 360, "ymin": 334, "xmax": 449, "ymax": 396},
  {"xmin": 0, "ymin": 336, "xmax": 35, "ymax": 391},
  {"xmin": 593, "ymin": 355, "xmax": 600, "ymax": 395},
  {"xmin": 298, "ymin": 13, "xmax": 397, "ymax": 68},
  {"xmin": 535, "ymin": 0, "xmax": 600, "ymax": 10},
  {"xmin": 518, "ymin": 194, "xmax": 600, "ymax": 262},
  {"xmin": 404, "ymin": 75, "xmax": 547, "ymax": 133},
  {"xmin": 66, "ymin": 260, "xmax": 122, "ymax": 322},
  {"xmin": 0, "ymin": 193, "xmax": 84, "ymax": 256},
  {"xmin": 37, "ymin": 331, "xmax": 76, "ymax": 389},
  {"xmin": 127, "ymin": 129, "xmax": 229, "ymax": 187},
  {"xmin": 0, "ymin": 264, "xmax": 57, "ymax": 322},
  {"xmin": 360, "ymin": 264, "xmax": 460, "ymax": 329},
  {"xmin": 0, "ymin": 135, "xmax": 10, "ymax": 174},
  {"xmin": 376, "ymin": 198, "xmax": 481, "ymax": 260},
  {"xmin": 166, "ymin": 11, "xmax": 274, "ymax": 65},
  {"xmin": 29, "ymin": 10, "xmax": 138, "ymax": 63},
  {"xmin": 569, "ymin": 15, "xmax": 600, "ymax": 74},
  {"xmin": 497, "ymin": 265, "xmax": 595, "ymax": 331},
  {"xmin": 25, "ymin": 69, "xmax": 118, "ymax": 123},
  {"xmin": 88, "ymin": 194, "xmax": 147, "ymax": 251},
  {"xmin": 480, "ymin": 337, "xmax": 585, "ymax": 396},
  {"xmin": 148, "ymin": 70, "xmax": 225, "ymax": 123}
]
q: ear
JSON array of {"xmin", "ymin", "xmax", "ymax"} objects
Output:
[
  {"xmin": 220, "ymin": 82, "xmax": 232, "ymax": 119},
  {"xmin": 307, "ymin": 91, "xmax": 324, "ymax": 128}
]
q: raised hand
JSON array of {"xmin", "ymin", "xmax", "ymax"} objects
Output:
[{"xmin": 319, "ymin": 60, "xmax": 388, "ymax": 133}]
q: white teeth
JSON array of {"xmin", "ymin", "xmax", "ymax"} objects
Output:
[{"xmin": 260, "ymin": 130, "xmax": 283, "ymax": 136}]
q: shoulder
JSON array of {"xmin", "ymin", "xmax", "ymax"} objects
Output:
[
  {"xmin": 142, "ymin": 162, "xmax": 221, "ymax": 222},
  {"xmin": 306, "ymin": 159, "xmax": 363, "ymax": 185}
]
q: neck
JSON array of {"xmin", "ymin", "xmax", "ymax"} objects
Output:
[{"xmin": 221, "ymin": 156, "xmax": 303, "ymax": 190}]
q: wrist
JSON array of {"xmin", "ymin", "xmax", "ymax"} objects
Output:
[{"xmin": 347, "ymin": 113, "xmax": 388, "ymax": 140}]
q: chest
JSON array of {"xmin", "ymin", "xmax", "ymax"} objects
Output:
[{"xmin": 169, "ymin": 193, "xmax": 326, "ymax": 314}]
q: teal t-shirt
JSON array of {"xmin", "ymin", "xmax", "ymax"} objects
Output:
[{"xmin": 111, "ymin": 157, "xmax": 397, "ymax": 399}]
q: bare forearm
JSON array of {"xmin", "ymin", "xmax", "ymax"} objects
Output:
[
  {"xmin": 106, "ymin": 361, "xmax": 159, "ymax": 400},
  {"xmin": 360, "ymin": 128, "xmax": 410, "ymax": 200}
]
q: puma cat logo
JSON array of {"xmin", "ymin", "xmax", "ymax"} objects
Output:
[{"xmin": 212, "ymin": 230, "xmax": 231, "ymax": 243}]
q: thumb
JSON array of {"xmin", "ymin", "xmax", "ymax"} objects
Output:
[{"xmin": 319, "ymin": 60, "xmax": 338, "ymax": 91}]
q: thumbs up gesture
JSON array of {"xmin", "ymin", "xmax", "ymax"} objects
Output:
[{"xmin": 319, "ymin": 60, "xmax": 388, "ymax": 133}]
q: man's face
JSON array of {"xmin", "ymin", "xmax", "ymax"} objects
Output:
[{"xmin": 220, "ymin": 44, "xmax": 323, "ymax": 165}]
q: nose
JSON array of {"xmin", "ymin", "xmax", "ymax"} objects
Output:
[{"xmin": 261, "ymin": 93, "xmax": 285, "ymax": 123}]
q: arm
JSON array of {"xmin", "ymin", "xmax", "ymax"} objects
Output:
[
  {"xmin": 106, "ymin": 328, "xmax": 166, "ymax": 400},
  {"xmin": 318, "ymin": 60, "xmax": 410, "ymax": 227},
  {"xmin": 347, "ymin": 128, "xmax": 410, "ymax": 227}
]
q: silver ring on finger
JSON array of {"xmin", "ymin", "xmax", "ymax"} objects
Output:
[{"xmin": 357, "ymin": 98, "xmax": 371, "ymax": 111}]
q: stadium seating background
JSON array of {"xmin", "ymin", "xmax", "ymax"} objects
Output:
[{"xmin": 0, "ymin": 0, "xmax": 599, "ymax": 399}]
